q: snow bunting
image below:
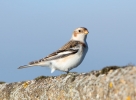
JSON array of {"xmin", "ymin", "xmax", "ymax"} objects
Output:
[{"xmin": 18, "ymin": 27, "xmax": 89, "ymax": 73}]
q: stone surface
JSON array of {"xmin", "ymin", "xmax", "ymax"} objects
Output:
[{"xmin": 0, "ymin": 65, "xmax": 136, "ymax": 100}]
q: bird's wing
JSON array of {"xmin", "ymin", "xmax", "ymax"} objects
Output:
[
  {"xmin": 29, "ymin": 40, "xmax": 85, "ymax": 65},
  {"xmin": 18, "ymin": 40, "xmax": 86, "ymax": 69}
]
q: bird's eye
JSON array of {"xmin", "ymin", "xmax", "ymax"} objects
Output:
[{"xmin": 78, "ymin": 30, "xmax": 81, "ymax": 32}]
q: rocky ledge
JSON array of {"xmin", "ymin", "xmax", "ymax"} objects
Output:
[{"xmin": 0, "ymin": 65, "xmax": 136, "ymax": 100}]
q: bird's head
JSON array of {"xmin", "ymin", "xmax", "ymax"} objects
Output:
[{"xmin": 71, "ymin": 27, "xmax": 89, "ymax": 42}]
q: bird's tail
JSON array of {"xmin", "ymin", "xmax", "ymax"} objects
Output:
[{"xmin": 18, "ymin": 65, "xmax": 34, "ymax": 69}]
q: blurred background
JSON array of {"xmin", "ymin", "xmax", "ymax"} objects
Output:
[{"xmin": 0, "ymin": 0, "xmax": 136, "ymax": 82}]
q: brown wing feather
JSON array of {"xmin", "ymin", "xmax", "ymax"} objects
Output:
[
  {"xmin": 60, "ymin": 40, "xmax": 86, "ymax": 50},
  {"xmin": 29, "ymin": 40, "xmax": 86, "ymax": 65}
]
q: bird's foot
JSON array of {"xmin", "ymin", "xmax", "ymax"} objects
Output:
[{"xmin": 66, "ymin": 71, "xmax": 78, "ymax": 76}]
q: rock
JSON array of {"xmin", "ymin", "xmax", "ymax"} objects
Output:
[{"xmin": 0, "ymin": 65, "xmax": 136, "ymax": 100}]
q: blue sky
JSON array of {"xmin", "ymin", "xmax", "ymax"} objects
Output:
[{"xmin": 0, "ymin": 1, "xmax": 136, "ymax": 82}]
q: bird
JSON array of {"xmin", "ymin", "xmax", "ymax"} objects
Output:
[{"xmin": 18, "ymin": 27, "xmax": 89, "ymax": 73}]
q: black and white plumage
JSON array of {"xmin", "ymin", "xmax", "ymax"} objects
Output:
[{"xmin": 18, "ymin": 27, "xmax": 89, "ymax": 73}]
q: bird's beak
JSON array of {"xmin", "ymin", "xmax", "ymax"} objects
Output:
[{"xmin": 84, "ymin": 30, "xmax": 89, "ymax": 34}]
